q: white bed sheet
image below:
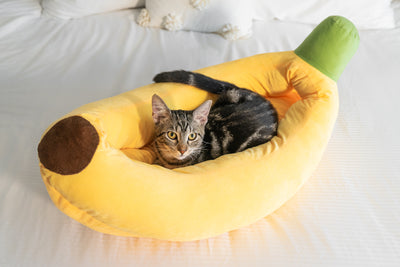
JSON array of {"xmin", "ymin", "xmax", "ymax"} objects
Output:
[{"xmin": 1, "ymin": 1, "xmax": 400, "ymax": 266}]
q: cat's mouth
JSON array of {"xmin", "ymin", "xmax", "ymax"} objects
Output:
[{"xmin": 176, "ymin": 153, "xmax": 189, "ymax": 160}]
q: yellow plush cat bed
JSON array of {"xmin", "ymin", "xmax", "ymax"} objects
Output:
[{"xmin": 38, "ymin": 16, "xmax": 359, "ymax": 241}]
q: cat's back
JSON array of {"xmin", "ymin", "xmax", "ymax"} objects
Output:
[{"xmin": 204, "ymin": 87, "xmax": 278, "ymax": 159}]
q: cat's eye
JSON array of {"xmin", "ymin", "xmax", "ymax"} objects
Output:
[
  {"xmin": 166, "ymin": 131, "xmax": 177, "ymax": 140},
  {"xmin": 188, "ymin": 133, "xmax": 197, "ymax": 141}
]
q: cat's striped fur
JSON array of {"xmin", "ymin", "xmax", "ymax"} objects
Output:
[{"xmin": 151, "ymin": 70, "xmax": 278, "ymax": 169}]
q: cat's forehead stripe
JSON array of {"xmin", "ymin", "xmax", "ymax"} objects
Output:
[{"xmin": 171, "ymin": 110, "xmax": 193, "ymax": 132}]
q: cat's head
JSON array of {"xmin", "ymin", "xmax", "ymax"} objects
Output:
[{"xmin": 151, "ymin": 94, "xmax": 212, "ymax": 164}]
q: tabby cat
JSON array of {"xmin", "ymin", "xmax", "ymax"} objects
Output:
[{"xmin": 151, "ymin": 70, "xmax": 278, "ymax": 169}]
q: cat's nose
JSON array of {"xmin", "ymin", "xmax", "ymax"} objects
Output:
[{"xmin": 178, "ymin": 145, "xmax": 187, "ymax": 155}]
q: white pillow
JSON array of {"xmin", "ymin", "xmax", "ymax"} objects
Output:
[
  {"xmin": 136, "ymin": 0, "xmax": 253, "ymax": 40},
  {"xmin": 253, "ymin": 0, "xmax": 395, "ymax": 29},
  {"xmin": 42, "ymin": 0, "xmax": 145, "ymax": 19}
]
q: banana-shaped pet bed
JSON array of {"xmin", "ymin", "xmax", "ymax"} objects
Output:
[{"xmin": 38, "ymin": 16, "xmax": 359, "ymax": 241}]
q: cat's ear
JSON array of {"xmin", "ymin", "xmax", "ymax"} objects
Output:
[
  {"xmin": 152, "ymin": 94, "xmax": 171, "ymax": 124},
  {"xmin": 193, "ymin": 100, "xmax": 212, "ymax": 126}
]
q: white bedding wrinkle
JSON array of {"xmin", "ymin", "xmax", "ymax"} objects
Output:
[
  {"xmin": 0, "ymin": 0, "xmax": 41, "ymax": 38},
  {"xmin": 41, "ymin": 0, "xmax": 145, "ymax": 19},
  {"xmin": 252, "ymin": 0, "xmax": 396, "ymax": 29}
]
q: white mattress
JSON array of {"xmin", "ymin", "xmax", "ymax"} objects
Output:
[{"xmin": 1, "ymin": 1, "xmax": 400, "ymax": 266}]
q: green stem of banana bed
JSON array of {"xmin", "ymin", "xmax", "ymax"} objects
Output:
[{"xmin": 295, "ymin": 16, "xmax": 360, "ymax": 82}]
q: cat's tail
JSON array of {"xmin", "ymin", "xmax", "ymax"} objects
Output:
[{"xmin": 153, "ymin": 70, "xmax": 237, "ymax": 94}]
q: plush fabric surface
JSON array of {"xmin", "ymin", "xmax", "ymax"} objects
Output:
[
  {"xmin": 38, "ymin": 16, "xmax": 358, "ymax": 241},
  {"xmin": 137, "ymin": 0, "xmax": 253, "ymax": 40}
]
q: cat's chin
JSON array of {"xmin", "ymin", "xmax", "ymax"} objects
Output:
[{"xmin": 177, "ymin": 154, "xmax": 189, "ymax": 161}]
